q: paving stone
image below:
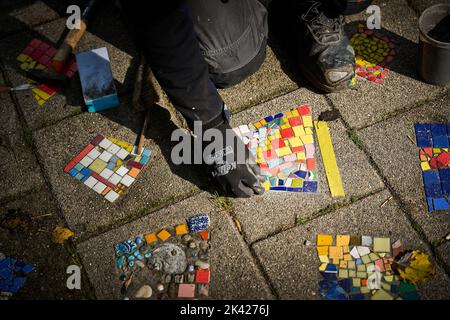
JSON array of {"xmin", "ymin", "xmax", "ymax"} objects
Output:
[
  {"xmin": 0, "ymin": 1, "xmax": 60, "ymax": 39},
  {"xmin": 359, "ymin": 94, "xmax": 450, "ymax": 244},
  {"xmin": 328, "ymin": 0, "xmax": 448, "ymax": 129},
  {"xmin": 77, "ymin": 192, "xmax": 274, "ymax": 299},
  {"xmin": 220, "ymin": 47, "xmax": 298, "ymax": 113},
  {"xmin": 437, "ymin": 241, "xmax": 450, "ymax": 271},
  {"xmin": 0, "ymin": 186, "xmax": 92, "ymax": 299},
  {"xmin": 0, "ymin": 17, "xmax": 137, "ymax": 130},
  {"xmin": 252, "ymin": 190, "xmax": 450, "ymax": 299},
  {"xmin": 230, "ymin": 89, "xmax": 385, "ymax": 243},
  {"xmin": 0, "ymin": 73, "xmax": 44, "ymax": 201},
  {"xmin": 33, "ymin": 98, "xmax": 207, "ymax": 236}
]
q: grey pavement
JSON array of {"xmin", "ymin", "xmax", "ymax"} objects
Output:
[{"xmin": 0, "ymin": 0, "xmax": 449, "ymax": 300}]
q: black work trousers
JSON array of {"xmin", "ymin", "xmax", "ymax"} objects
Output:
[{"xmin": 122, "ymin": 0, "xmax": 370, "ymax": 129}]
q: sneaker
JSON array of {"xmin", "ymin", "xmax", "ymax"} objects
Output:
[{"xmin": 293, "ymin": 1, "xmax": 356, "ymax": 92}]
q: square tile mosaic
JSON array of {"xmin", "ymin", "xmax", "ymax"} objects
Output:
[
  {"xmin": 415, "ymin": 123, "xmax": 450, "ymax": 212},
  {"xmin": 114, "ymin": 213, "xmax": 211, "ymax": 300},
  {"xmin": 64, "ymin": 135, "xmax": 152, "ymax": 203},
  {"xmin": 16, "ymin": 38, "xmax": 77, "ymax": 105},
  {"xmin": 234, "ymin": 105, "xmax": 318, "ymax": 193},
  {"xmin": 316, "ymin": 234, "xmax": 421, "ymax": 300},
  {"xmin": 350, "ymin": 25, "xmax": 396, "ymax": 85},
  {"xmin": 0, "ymin": 256, "xmax": 34, "ymax": 295}
]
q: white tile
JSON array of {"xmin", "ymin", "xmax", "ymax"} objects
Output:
[
  {"xmin": 116, "ymin": 166, "xmax": 129, "ymax": 176},
  {"xmin": 104, "ymin": 190, "xmax": 120, "ymax": 202},
  {"xmin": 92, "ymin": 181, "xmax": 107, "ymax": 194},
  {"xmin": 79, "ymin": 156, "xmax": 94, "ymax": 167},
  {"xmin": 108, "ymin": 173, "xmax": 122, "ymax": 185},
  {"xmin": 83, "ymin": 176, "xmax": 98, "ymax": 188},
  {"xmin": 131, "ymin": 146, "xmax": 142, "ymax": 156},
  {"xmin": 98, "ymin": 138, "xmax": 113, "ymax": 149},
  {"xmin": 107, "ymin": 143, "xmax": 121, "ymax": 155},
  {"xmin": 87, "ymin": 148, "xmax": 101, "ymax": 159},
  {"xmin": 120, "ymin": 175, "xmax": 135, "ymax": 187},
  {"xmin": 116, "ymin": 148, "xmax": 130, "ymax": 160},
  {"xmin": 100, "ymin": 168, "xmax": 114, "ymax": 179},
  {"xmin": 99, "ymin": 150, "xmax": 113, "ymax": 162}
]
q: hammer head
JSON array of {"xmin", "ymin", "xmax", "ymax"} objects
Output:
[{"xmin": 25, "ymin": 69, "xmax": 69, "ymax": 87}]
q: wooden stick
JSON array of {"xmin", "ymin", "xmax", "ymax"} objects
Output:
[{"xmin": 137, "ymin": 109, "xmax": 151, "ymax": 155}]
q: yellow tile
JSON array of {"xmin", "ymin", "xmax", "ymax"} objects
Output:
[
  {"xmin": 319, "ymin": 263, "xmax": 327, "ymax": 272},
  {"xmin": 275, "ymin": 146, "xmax": 292, "ymax": 157},
  {"xmin": 293, "ymin": 125, "xmax": 306, "ymax": 137},
  {"xmin": 290, "ymin": 109, "xmax": 299, "ymax": 117},
  {"xmin": 319, "ymin": 255, "xmax": 329, "ymax": 263},
  {"xmin": 336, "ymin": 235, "xmax": 350, "ymax": 246},
  {"xmin": 303, "ymin": 115, "xmax": 313, "ymax": 127},
  {"xmin": 329, "ymin": 246, "xmax": 344, "ymax": 259},
  {"xmin": 175, "ymin": 224, "xmax": 188, "ymax": 235},
  {"xmin": 287, "ymin": 137, "xmax": 303, "ymax": 148},
  {"xmin": 300, "ymin": 134, "xmax": 314, "ymax": 145},
  {"xmin": 344, "ymin": 254, "xmax": 352, "ymax": 261},
  {"xmin": 342, "ymin": 245, "xmax": 350, "ymax": 253},
  {"xmin": 340, "ymin": 260, "xmax": 348, "ymax": 269},
  {"xmin": 144, "ymin": 233, "xmax": 157, "ymax": 244},
  {"xmin": 297, "ymin": 152, "xmax": 306, "ymax": 161},
  {"xmin": 16, "ymin": 53, "xmax": 29, "ymax": 62},
  {"xmin": 421, "ymin": 161, "xmax": 431, "ymax": 171},
  {"xmin": 317, "ymin": 246, "xmax": 328, "ymax": 256},
  {"xmin": 332, "ymin": 258, "xmax": 340, "ymax": 265},
  {"xmin": 305, "ymin": 127, "xmax": 313, "ymax": 135},
  {"xmin": 157, "ymin": 229, "xmax": 171, "ymax": 241},
  {"xmin": 89, "ymin": 158, "xmax": 107, "ymax": 174},
  {"xmin": 317, "ymin": 234, "xmax": 333, "ymax": 246},
  {"xmin": 262, "ymin": 180, "xmax": 271, "ymax": 191},
  {"xmin": 32, "ymin": 88, "xmax": 51, "ymax": 100}
]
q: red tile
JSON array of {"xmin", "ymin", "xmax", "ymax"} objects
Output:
[
  {"xmin": 270, "ymin": 139, "xmax": 285, "ymax": 149},
  {"xmin": 195, "ymin": 269, "xmax": 210, "ymax": 283},
  {"xmin": 288, "ymin": 116, "xmax": 302, "ymax": 127},
  {"xmin": 280, "ymin": 127, "xmax": 294, "ymax": 139},
  {"xmin": 38, "ymin": 42, "xmax": 50, "ymax": 51},
  {"xmin": 91, "ymin": 172, "xmax": 116, "ymax": 189},
  {"xmin": 297, "ymin": 105, "xmax": 311, "ymax": 116},
  {"xmin": 38, "ymin": 54, "xmax": 51, "ymax": 66},
  {"xmin": 30, "ymin": 38, "xmax": 42, "ymax": 48},
  {"xmin": 46, "ymin": 47, "xmax": 57, "ymax": 57},
  {"xmin": 64, "ymin": 144, "xmax": 95, "ymax": 172},
  {"xmin": 37, "ymin": 85, "xmax": 56, "ymax": 95},
  {"xmin": 90, "ymin": 135, "xmax": 104, "ymax": 146},
  {"xmin": 291, "ymin": 146, "xmax": 305, "ymax": 153},
  {"xmin": 23, "ymin": 46, "xmax": 34, "ymax": 55},
  {"xmin": 307, "ymin": 158, "xmax": 316, "ymax": 170}
]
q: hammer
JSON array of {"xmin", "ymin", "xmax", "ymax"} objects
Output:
[{"xmin": 26, "ymin": 0, "xmax": 100, "ymax": 87}]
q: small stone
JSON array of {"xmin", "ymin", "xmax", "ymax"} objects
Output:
[
  {"xmin": 189, "ymin": 241, "xmax": 197, "ymax": 249},
  {"xmin": 129, "ymin": 261, "xmax": 135, "ymax": 267},
  {"xmin": 135, "ymin": 236, "xmax": 144, "ymax": 245},
  {"xmin": 144, "ymin": 252, "xmax": 152, "ymax": 258},
  {"xmin": 198, "ymin": 284, "xmax": 209, "ymax": 297},
  {"xmin": 182, "ymin": 235, "xmax": 192, "ymax": 243},
  {"xmin": 128, "ymin": 255, "xmax": 135, "ymax": 261},
  {"xmin": 198, "ymin": 251, "xmax": 209, "ymax": 260},
  {"xmin": 0, "ymin": 253, "xmax": 5, "ymax": 261},
  {"xmin": 187, "ymin": 273, "xmax": 195, "ymax": 283},
  {"xmin": 156, "ymin": 283, "xmax": 164, "ymax": 292},
  {"xmin": 164, "ymin": 274, "xmax": 172, "ymax": 283},
  {"xmin": 123, "ymin": 297, "xmax": 130, "ymax": 300},
  {"xmin": 303, "ymin": 240, "xmax": 312, "ymax": 246},
  {"xmin": 195, "ymin": 260, "xmax": 210, "ymax": 270},
  {"xmin": 135, "ymin": 260, "xmax": 145, "ymax": 268},
  {"xmin": 119, "ymin": 274, "xmax": 127, "ymax": 281},
  {"xmin": 199, "ymin": 241, "xmax": 209, "ymax": 251},
  {"xmin": 187, "ymin": 265, "xmax": 195, "ymax": 273},
  {"xmin": 446, "ymin": 233, "xmax": 450, "ymax": 241},
  {"xmin": 174, "ymin": 274, "xmax": 184, "ymax": 283},
  {"xmin": 117, "ymin": 257, "xmax": 125, "ymax": 268},
  {"xmin": 134, "ymin": 285, "xmax": 152, "ymax": 299}
]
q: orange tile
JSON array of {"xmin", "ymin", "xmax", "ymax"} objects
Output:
[
  {"xmin": 157, "ymin": 229, "xmax": 171, "ymax": 241},
  {"xmin": 199, "ymin": 231, "xmax": 209, "ymax": 240},
  {"xmin": 128, "ymin": 167, "xmax": 141, "ymax": 178},
  {"xmin": 144, "ymin": 233, "xmax": 157, "ymax": 244},
  {"xmin": 329, "ymin": 246, "xmax": 344, "ymax": 259},
  {"xmin": 175, "ymin": 224, "xmax": 188, "ymax": 236},
  {"xmin": 101, "ymin": 186, "xmax": 111, "ymax": 196},
  {"xmin": 336, "ymin": 235, "xmax": 350, "ymax": 246}
]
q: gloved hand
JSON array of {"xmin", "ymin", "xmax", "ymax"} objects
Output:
[{"xmin": 203, "ymin": 121, "xmax": 265, "ymax": 198}]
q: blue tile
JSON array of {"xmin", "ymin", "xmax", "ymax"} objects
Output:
[
  {"xmin": 427, "ymin": 197, "xmax": 435, "ymax": 212},
  {"xmin": 349, "ymin": 294, "xmax": 365, "ymax": 300},
  {"xmin": 142, "ymin": 149, "xmax": 152, "ymax": 158},
  {"xmin": 75, "ymin": 173, "xmax": 84, "ymax": 181},
  {"xmin": 74, "ymin": 163, "xmax": 84, "ymax": 171},
  {"xmin": 433, "ymin": 198, "xmax": 450, "ymax": 210},
  {"xmin": 140, "ymin": 156, "xmax": 150, "ymax": 165},
  {"xmin": 68, "ymin": 168, "xmax": 78, "ymax": 177},
  {"xmin": 286, "ymin": 187, "xmax": 303, "ymax": 192},
  {"xmin": 303, "ymin": 181, "xmax": 318, "ymax": 192},
  {"xmin": 415, "ymin": 123, "xmax": 432, "ymax": 147},
  {"xmin": 107, "ymin": 161, "xmax": 116, "ymax": 170},
  {"xmin": 110, "ymin": 155, "xmax": 119, "ymax": 163},
  {"xmin": 80, "ymin": 168, "xmax": 91, "ymax": 177},
  {"xmin": 22, "ymin": 264, "xmax": 34, "ymax": 274},
  {"xmin": 320, "ymin": 272, "xmax": 337, "ymax": 281},
  {"xmin": 431, "ymin": 124, "xmax": 449, "ymax": 148},
  {"xmin": 274, "ymin": 113, "xmax": 284, "ymax": 119},
  {"xmin": 338, "ymin": 279, "xmax": 353, "ymax": 292},
  {"xmin": 422, "ymin": 171, "xmax": 442, "ymax": 197},
  {"xmin": 264, "ymin": 116, "xmax": 274, "ymax": 123},
  {"xmin": 278, "ymin": 179, "xmax": 284, "ymax": 186},
  {"xmin": 294, "ymin": 170, "xmax": 308, "ymax": 179},
  {"xmin": 270, "ymin": 187, "xmax": 287, "ymax": 191}
]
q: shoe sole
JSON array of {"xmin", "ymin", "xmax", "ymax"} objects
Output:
[{"xmin": 299, "ymin": 62, "xmax": 353, "ymax": 93}]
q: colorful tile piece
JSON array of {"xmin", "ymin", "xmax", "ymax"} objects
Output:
[
  {"xmin": 64, "ymin": 135, "xmax": 152, "ymax": 202},
  {"xmin": 350, "ymin": 25, "xmax": 396, "ymax": 85},
  {"xmin": 187, "ymin": 213, "xmax": 210, "ymax": 233},
  {"xmin": 415, "ymin": 123, "xmax": 450, "ymax": 212},
  {"xmin": 0, "ymin": 256, "xmax": 34, "ymax": 295},
  {"xmin": 16, "ymin": 38, "xmax": 77, "ymax": 106},
  {"xmin": 114, "ymin": 213, "xmax": 211, "ymax": 300},
  {"xmin": 316, "ymin": 234, "xmax": 426, "ymax": 300},
  {"xmin": 234, "ymin": 105, "xmax": 318, "ymax": 193}
]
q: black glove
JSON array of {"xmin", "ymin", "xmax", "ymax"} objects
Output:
[{"xmin": 203, "ymin": 121, "xmax": 265, "ymax": 198}]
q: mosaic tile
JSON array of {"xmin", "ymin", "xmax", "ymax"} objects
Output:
[
  {"xmin": 349, "ymin": 25, "xmax": 396, "ymax": 85},
  {"xmin": 315, "ymin": 234, "xmax": 434, "ymax": 300},
  {"xmin": 15, "ymin": 38, "xmax": 77, "ymax": 106},
  {"xmin": 415, "ymin": 123, "xmax": 450, "ymax": 212},
  {"xmin": 234, "ymin": 105, "xmax": 318, "ymax": 193},
  {"xmin": 64, "ymin": 134, "xmax": 152, "ymax": 202},
  {"xmin": 0, "ymin": 256, "xmax": 34, "ymax": 297},
  {"xmin": 114, "ymin": 213, "xmax": 211, "ymax": 300}
]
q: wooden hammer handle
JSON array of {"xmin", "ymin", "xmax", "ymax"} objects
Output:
[{"xmin": 51, "ymin": 20, "xmax": 87, "ymax": 71}]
